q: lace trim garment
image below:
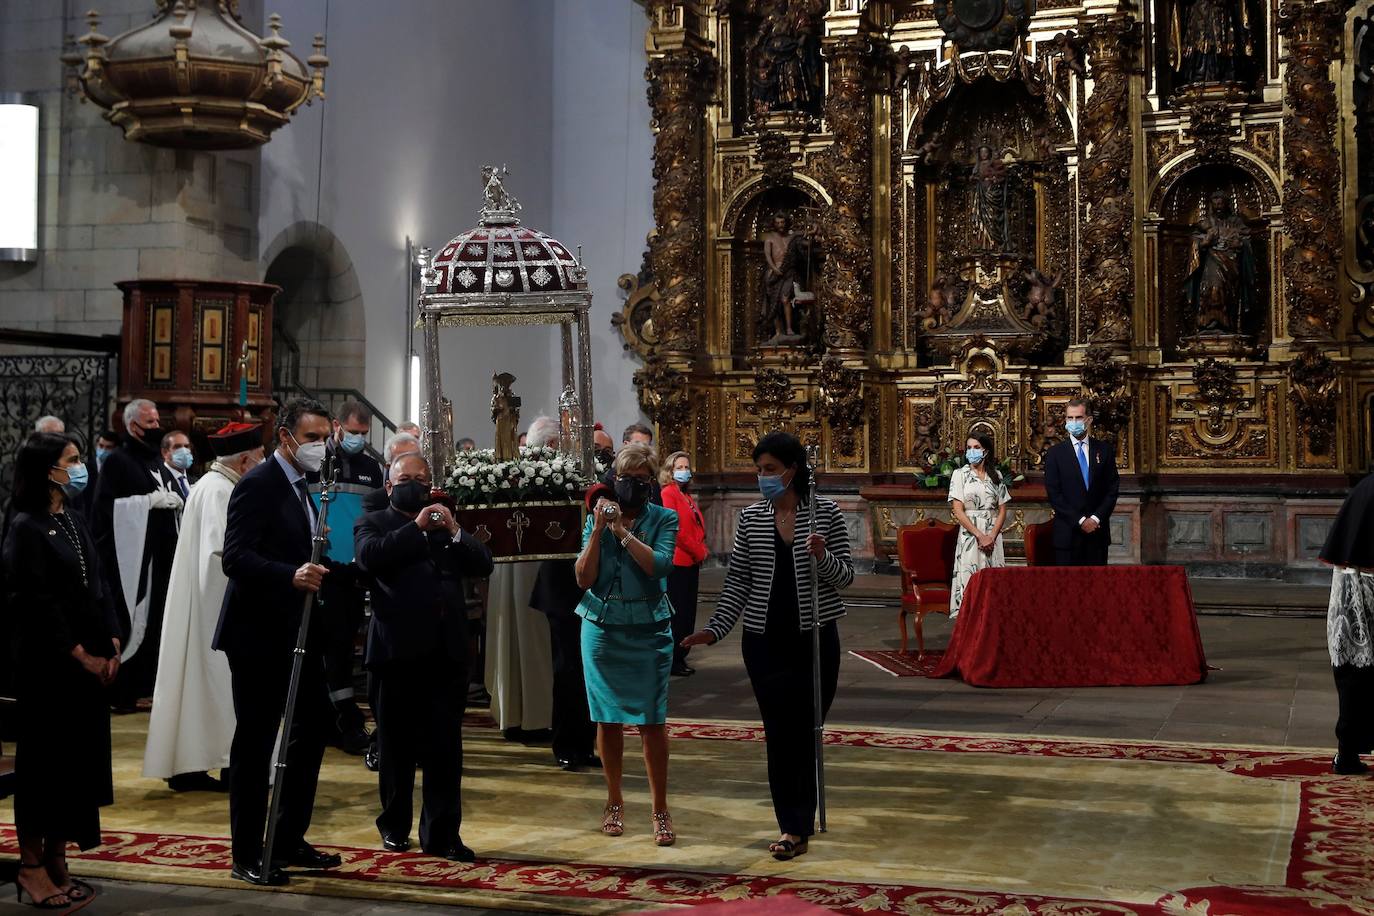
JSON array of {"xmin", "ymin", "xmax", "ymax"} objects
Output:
[{"xmin": 1328, "ymin": 567, "xmax": 1374, "ymax": 668}]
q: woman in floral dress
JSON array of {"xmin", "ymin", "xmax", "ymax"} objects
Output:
[{"xmin": 948, "ymin": 433, "xmax": 1010, "ymax": 617}]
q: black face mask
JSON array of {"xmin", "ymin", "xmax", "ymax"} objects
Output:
[
  {"xmin": 389, "ymin": 480, "xmax": 430, "ymax": 514},
  {"xmin": 614, "ymin": 476, "xmax": 651, "ymax": 512},
  {"xmin": 595, "ymin": 448, "xmax": 614, "ymax": 467}
]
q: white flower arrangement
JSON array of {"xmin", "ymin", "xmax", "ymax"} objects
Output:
[{"xmin": 442, "ymin": 444, "xmax": 601, "ymax": 506}]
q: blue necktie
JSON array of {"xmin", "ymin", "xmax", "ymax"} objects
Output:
[{"xmin": 1077, "ymin": 440, "xmax": 1090, "ymax": 488}]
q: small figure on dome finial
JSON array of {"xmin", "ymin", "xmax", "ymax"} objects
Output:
[{"xmin": 479, "ymin": 164, "xmax": 522, "ymax": 225}]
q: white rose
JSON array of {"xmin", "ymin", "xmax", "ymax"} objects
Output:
[
  {"xmin": 500, "ymin": 480, "xmax": 511, "ymax": 489},
  {"xmin": 535, "ymin": 476, "xmax": 544, "ymax": 486},
  {"xmin": 553, "ymin": 473, "xmax": 563, "ymax": 484}
]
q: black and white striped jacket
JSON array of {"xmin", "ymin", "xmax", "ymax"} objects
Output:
[{"xmin": 705, "ymin": 496, "xmax": 854, "ymax": 641}]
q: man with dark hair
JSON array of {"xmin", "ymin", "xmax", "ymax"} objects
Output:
[
  {"xmin": 309, "ymin": 398, "xmax": 383, "ymax": 755},
  {"xmin": 622, "ymin": 423, "xmax": 654, "ymax": 447},
  {"xmin": 1044, "ymin": 398, "xmax": 1120, "ymax": 566},
  {"xmin": 92, "ymin": 398, "xmax": 183, "ymax": 712},
  {"xmin": 456, "ymin": 437, "xmax": 476, "ymax": 451},
  {"xmin": 216, "ymin": 398, "xmax": 340, "ymax": 886},
  {"xmin": 160, "ymin": 430, "xmax": 195, "ymax": 499}
]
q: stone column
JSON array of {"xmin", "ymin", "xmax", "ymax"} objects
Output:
[
  {"xmin": 1077, "ymin": 12, "xmax": 1140, "ymax": 349},
  {"xmin": 1279, "ymin": 0, "xmax": 1350, "ymax": 341},
  {"xmin": 816, "ymin": 35, "xmax": 875, "ymax": 356},
  {"xmin": 644, "ymin": 7, "xmax": 713, "ymax": 358}
]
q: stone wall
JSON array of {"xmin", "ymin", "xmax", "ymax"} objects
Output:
[{"xmin": 0, "ymin": 0, "xmax": 263, "ymax": 346}]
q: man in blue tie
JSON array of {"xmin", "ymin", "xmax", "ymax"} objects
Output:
[{"xmin": 1044, "ymin": 398, "xmax": 1120, "ymax": 566}]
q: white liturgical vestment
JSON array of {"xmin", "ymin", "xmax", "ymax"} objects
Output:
[{"xmin": 142, "ymin": 465, "xmax": 237, "ymax": 779}]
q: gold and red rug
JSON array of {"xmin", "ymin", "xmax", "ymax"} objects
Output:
[
  {"xmin": 1, "ymin": 715, "xmax": 1371, "ymax": 915},
  {"xmin": 847, "ymin": 648, "xmax": 944, "ymax": 676}
]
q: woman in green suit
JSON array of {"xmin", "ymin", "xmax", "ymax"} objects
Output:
[{"xmin": 574, "ymin": 443, "xmax": 679, "ymax": 845}]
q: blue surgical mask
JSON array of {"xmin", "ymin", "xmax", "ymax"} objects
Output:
[
  {"xmin": 340, "ymin": 431, "xmax": 366, "ymax": 455},
  {"xmin": 673, "ymin": 468, "xmax": 692, "ymax": 485},
  {"xmin": 171, "ymin": 447, "xmax": 194, "ymax": 470},
  {"xmin": 95, "ymin": 447, "xmax": 111, "ymax": 469},
  {"xmin": 1066, "ymin": 419, "xmax": 1087, "ymax": 438},
  {"xmin": 55, "ymin": 462, "xmax": 89, "ymax": 495},
  {"xmin": 965, "ymin": 448, "xmax": 985, "ymax": 465},
  {"xmin": 758, "ymin": 473, "xmax": 788, "ymax": 501}
]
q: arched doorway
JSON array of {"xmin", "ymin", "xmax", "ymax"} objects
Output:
[{"xmin": 262, "ymin": 222, "xmax": 367, "ymax": 399}]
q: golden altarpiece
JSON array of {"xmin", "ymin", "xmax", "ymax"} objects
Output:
[{"xmin": 617, "ymin": 0, "xmax": 1374, "ymax": 577}]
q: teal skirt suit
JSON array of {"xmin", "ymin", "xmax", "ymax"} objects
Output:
[{"xmin": 576, "ymin": 502, "xmax": 679, "ymax": 725}]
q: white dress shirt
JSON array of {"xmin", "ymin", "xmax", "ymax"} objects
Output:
[{"xmin": 1072, "ymin": 435, "xmax": 1099, "ymax": 527}]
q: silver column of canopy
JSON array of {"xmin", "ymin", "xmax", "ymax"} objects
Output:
[{"xmin": 416, "ymin": 166, "xmax": 596, "ymax": 478}]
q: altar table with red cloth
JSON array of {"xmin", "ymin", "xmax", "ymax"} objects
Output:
[{"xmin": 930, "ymin": 565, "xmax": 1208, "ymax": 688}]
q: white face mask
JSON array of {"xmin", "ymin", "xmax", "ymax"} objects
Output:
[{"xmin": 290, "ymin": 435, "xmax": 327, "ymax": 473}]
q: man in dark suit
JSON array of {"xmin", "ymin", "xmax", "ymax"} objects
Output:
[
  {"xmin": 1044, "ymin": 397, "xmax": 1120, "ymax": 566},
  {"xmin": 355, "ymin": 452, "xmax": 492, "ymax": 860},
  {"xmin": 530, "ymin": 555, "xmax": 598, "ymax": 772},
  {"xmin": 215, "ymin": 398, "xmax": 338, "ymax": 886}
]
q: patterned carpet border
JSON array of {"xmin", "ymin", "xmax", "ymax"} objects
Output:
[
  {"xmin": 846, "ymin": 649, "xmax": 945, "ymax": 677},
  {"xmin": 4, "ymin": 721, "xmax": 1371, "ymax": 915}
]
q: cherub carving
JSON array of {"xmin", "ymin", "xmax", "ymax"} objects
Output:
[
  {"xmin": 919, "ymin": 274, "xmax": 961, "ymax": 331},
  {"xmin": 910, "ymin": 402, "xmax": 942, "ymax": 466},
  {"xmin": 1050, "ymin": 30, "xmax": 1087, "ymax": 79},
  {"xmin": 1021, "ymin": 267, "xmax": 1063, "ymax": 329}
]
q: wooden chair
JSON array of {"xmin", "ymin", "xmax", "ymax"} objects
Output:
[
  {"xmin": 1024, "ymin": 518, "xmax": 1057, "ymax": 567},
  {"xmin": 896, "ymin": 520, "xmax": 958, "ymax": 657}
]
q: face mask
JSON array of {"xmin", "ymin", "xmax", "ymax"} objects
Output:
[
  {"xmin": 389, "ymin": 479, "xmax": 430, "ymax": 514},
  {"xmin": 1066, "ymin": 419, "xmax": 1087, "ymax": 438},
  {"xmin": 595, "ymin": 448, "xmax": 614, "ymax": 466},
  {"xmin": 340, "ymin": 431, "xmax": 366, "ymax": 455},
  {"xmin": 171, "ymin": 446, "xmax": 194, "ymax": 470},
  {"xmin": 614, "ymin": 476, "xmax": 651, "ymax": 512},
  {"xmin": 965, "ymin": 448, "xmax": 985, "ymax": 465},
  {"xmin": 673, "ymin": 468, "xmax": 692, "ymax": 485},
  {"xmin": 54, "ymin": 462, "xmax": 89, "ymax": 495},
  {"xmin": 758, "ymin": 473, "xmax": 789, "ymax": 501},
  {"xmin": 290, "ymin": 434, "xmax": 327, "ymax": 473},
  {"xmin": 96, "ymin": 447, "xmax": 111, "ymax": 469}
]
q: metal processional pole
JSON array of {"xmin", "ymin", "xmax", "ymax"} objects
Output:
[
  {"xmin": 805, "ymin": 443, "xmax": 826, "ymax": 832},
  {"xmin": 260, "ymin": 454, "xmax": 339, "ymax": 876}
]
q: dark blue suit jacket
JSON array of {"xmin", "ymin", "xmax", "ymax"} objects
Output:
[
  {"xmin": 354, "ymin": 506, "xmax": 493, "ymax": 669},
  {"xmin": 214, "ymin": 454, "xmax": 318, "ymax": 656},
  {"xmin": 1043, "ymin": 436, "xmax": 1120, "ymax": 549}
]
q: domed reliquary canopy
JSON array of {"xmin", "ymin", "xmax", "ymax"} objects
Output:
[{"xmin": 62, "ymin": 0, "xmax": 327, "ymax": 150}]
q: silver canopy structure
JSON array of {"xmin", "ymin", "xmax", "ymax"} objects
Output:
[{"xmin": 416, "ymin": 167, "xmax": 594, "ymax": 478}]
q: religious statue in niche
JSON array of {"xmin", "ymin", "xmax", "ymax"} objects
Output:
[
  {"xmin": 1167, "ymin": 0, "xmax": 1257, "ymax": 88},
  {"xmin": 971, "ymin": 145, "xmax": 1014, "ymax": 253},
  {"xmin": 918, "ymin": 274, "xmax": 962, "ymax": 332},
  {"xmin": 1183, "ymin": 190, "xmax": 1259, "ymax": 335},
  {"xmin": 745, "ymin": 0, "xmax": 825, "ymax": 119},
  {"xmin": 759, "ymin": 212, "xmax": 818, "ymax": 345},
  {"xmin": 491, "ymin": 372, "xmax": 521, "ymax": 461}
]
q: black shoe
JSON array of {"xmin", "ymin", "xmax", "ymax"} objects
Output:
[
  {"xmin": 670, "ymin": 663, "xmax": 695, "ymax": 677},
  {"xmin": 427, "ymin": 842, "xmax": 475, "ymax": 862},
  {"xmin": 580, "ymin": 753, "xmax": 603, "ymax": 769},
  {"xmin": 556, "ymin": 756, "xmax": 581, "ymax": 772},
  {"xmin": 364, "ymin": 739, "xmax": 380, "ymax": 772},
  {"xmin": 1333, "ymin": 752, "xmax": 1369, "ymax": 775},
  {"xmin": 334, "ymin": 726, "xmax": 371, "ymax": 756},
  {"xmin": 276, "ymin": 843, "xmax": 342, "ymax": 870},
  {"xmin": 167, "ymin": 771, "xmax": 225, "ymax": 793},
  {"xmin": 231, "ymin": 861, "xmax": 288, "ymax": 886},
  {"xmin": 380, "ymin": 833, "xmax": 411, "ymax": 853}
]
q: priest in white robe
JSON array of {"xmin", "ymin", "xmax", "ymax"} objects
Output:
[{"xmin": 143, "ymin": 421, "xmax": 265, "ymax": 791}]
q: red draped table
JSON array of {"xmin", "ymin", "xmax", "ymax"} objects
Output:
[{"xmin": 930, "ymin": 566, "xmax": 1208, "ymax": 688}]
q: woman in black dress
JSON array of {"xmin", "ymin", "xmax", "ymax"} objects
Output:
[
  {"xmin": 682, "ymin": 431, "xmax": 853, "ymax": 860},
  {"xmin": 2, "ymin": 432, "xmax": 121, "ymax": 908}
]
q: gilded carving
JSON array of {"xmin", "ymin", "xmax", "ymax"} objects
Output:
[
  {"xmin": 721, "ymin": 154, "xmax": 753, "ymax": 200},
  {"xmin": 814, "ymin": 355, "xmax": 867, "ymax": 458},
  {"xmin": 814, "ymin": 35, "xmax": 876, "ymax": 352},
  {"xmin": 633, "ymin": 354, "xmax": 692, "ymax": 454},
  {"xmin": 1278, "ymin": 0, "xmax": 1347, "ymax": 340},
  {"xmin": 1148, "ymin": 131, "xmax": 1184, "ymax": 176},
  {"xmin": 1243, "ymin": 124, "xmax": 1280, "ymax": 173},
  {"xmin": 755, "ymin": 130, "xmax": 801, "ymax": 187},
  {"xmin": 646, "ymin": 46, "xmax": 715, "ymax": 353},
  {"xmin": 1287, "ymin": 346, "xmax": 1339, "ymax": 456},
  {"xmin": 1078, "ymin": 13, "xmax": 1140, "ymax": 347},
  {"xmin": 1158, "ymin": 362, "xmax": 1279, "ymax": 465},
  {"xmin": 1185, "ymin": 98, "xmax": 1239, "ymax": 162},
  {"xmin": 613, "ymin": 252, "xmax": 659, "ymax": 357},
  {"xmin": 1080, "ymin": 347, "xmax": 1133, "ymax": 446}
]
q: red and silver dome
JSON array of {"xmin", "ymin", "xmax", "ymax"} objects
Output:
[{"xmin": 428, "ymin": 166, "xmax": 586, "ymax": 296}]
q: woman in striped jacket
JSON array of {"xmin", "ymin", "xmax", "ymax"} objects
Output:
[{"xmin": 682, "ymin": 431, "xmax": 853, "ymax": 860}]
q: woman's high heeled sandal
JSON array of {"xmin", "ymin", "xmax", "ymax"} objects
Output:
[
  {"xmin": 602, "ymin": 803, "xmax": 624, "ymax": 837},
  {"xmin": 15, "ymin": 863, "xmax": 71, "ymax": 910},
  {"xmin": 652, "ymin": 811, "xmax": 675, "ymax": 847}
]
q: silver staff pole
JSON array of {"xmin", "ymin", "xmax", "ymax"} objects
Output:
[
  {"xmin": 261, "ymin": 453, "xmax": 338, "ymax": 876},
  {"xmin": 805, "ymin": 444, "xmax": 826, "ymax": 833}
]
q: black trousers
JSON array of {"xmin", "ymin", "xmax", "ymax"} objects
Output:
[
  {"xmin": 548, "ymin": 613, "xmax": 596, "ymax": 762},
  {"xmin": 1334, "ymin": 664, "xmax": 1374, "ymax": 756},
  {"xmin": 742, "ymin": 621, "xmax": 840, "ymax": 839},
  {"xmin": 1055, "ymin": 532, "xmax": 1109, "ymax": 567},
  {"xmin": 323, "ymin": 584, "xmax": 366, "ymax": 731},
  {"xmin": 667, "ymin": 563, "xmax": 700, "ymax": 668},
  {"xmin": 374, "ymin": 653, "xmax": 466, "ymax": 852},
  {"xmin": 226, "ymin": 646, "xmax": 330, "ymax": 868}
]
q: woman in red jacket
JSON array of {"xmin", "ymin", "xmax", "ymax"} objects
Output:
[{"xmin": 660, "ymin": 451, "xmax": 707, "ymax": 677}]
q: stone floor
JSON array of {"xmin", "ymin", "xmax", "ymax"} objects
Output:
[{"xmin": 6, "ymin": 591, "xmax": 1340, "ymax": 913}]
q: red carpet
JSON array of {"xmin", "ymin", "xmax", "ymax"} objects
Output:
[{"xmin": 847, "ymin": 648, "xmax": 945, "ymax": 676}]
